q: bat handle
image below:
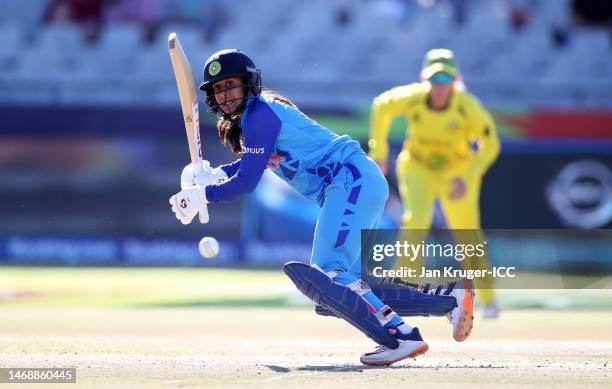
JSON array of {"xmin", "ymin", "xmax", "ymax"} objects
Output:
[
  {"xmin": 191, "ymin": 159, "xmax": 210, "ymax": 224},
  {"xmin": 198, "ymin": 204, "xmax": 210, "ymax": 224}
]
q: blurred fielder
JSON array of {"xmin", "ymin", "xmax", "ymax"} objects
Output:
[
  {"xmin": 170, "ymin": 49, "xmax": 475, "ymax": 366},
  {"xmin": 368, "ymin": 49, "xmax": 501, "ymax": 318}
]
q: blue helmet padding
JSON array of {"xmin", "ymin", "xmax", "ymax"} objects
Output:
[
  {"xmin": 315, "ymin": 285, "xmax": 456, "ymax": 318},
  {"xmin": 283, "ymin": 261, "xmax": 399, "ymax": 349}
]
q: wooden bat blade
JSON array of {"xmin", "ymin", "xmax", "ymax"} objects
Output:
[
  {"xmin": 169, "ymin": 32, "xmax": 209, "ymax": 224},
  {"xmin": 168, "ymin": 32, "xmax": 202, "ymax": 164}
]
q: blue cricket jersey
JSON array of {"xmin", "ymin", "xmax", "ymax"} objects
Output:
[{"xmin": 205, "ymin": 94, "xmax": 363, "ymax": 205}]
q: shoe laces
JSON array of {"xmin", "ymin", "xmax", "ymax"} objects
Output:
[{"xmin": 374, "ymin": 344, "xmax": 390, "ymax": 353}]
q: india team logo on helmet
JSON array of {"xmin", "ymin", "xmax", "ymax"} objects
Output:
[{"xmin": 208, "ymin": 61, "xmax": 221, "ymax": 77}]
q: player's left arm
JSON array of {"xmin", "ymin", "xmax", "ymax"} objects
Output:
[{"xmin": 462, "ymin": 95, "xmax": 500, "ymax": 178}]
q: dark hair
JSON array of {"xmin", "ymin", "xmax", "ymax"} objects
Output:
[{"xmin": 216, "ymin": 88, "xmax": 297, "ymax": 154}]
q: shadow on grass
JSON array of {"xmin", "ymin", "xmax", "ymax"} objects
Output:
[
  {"xmin": 297, "ymin": 364, "xmax": 507, "ymax": 371},
  {"xmin": 264, "ymin": 365, "xmax": 291, "ymax": 373},
  {"xmin": 265, "ymin": 364, "xmax": 508, "ymax": 373},
  {"xmin": 264, "ymin": 364, "xmax": 394, "ymax": 373}
]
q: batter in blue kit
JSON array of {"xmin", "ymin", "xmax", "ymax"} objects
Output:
[{"xmin": 170, "ymin": 49, "xmax": 475, "ymax": 366}]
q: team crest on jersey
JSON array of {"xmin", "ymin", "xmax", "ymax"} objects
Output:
[
  {"xmin": 267, "ymin": 153, "xmax": 284, "ymax": 169},
  {"xmin": 267, "ymin": 148, "xmax": 299, "ymax": 179},
  {"xmin": 448, "ymin": 119, "xmax": 459, "ymax": 130},
  {"xmin": 209, "ymin": 61, "xmax": 221, "ymax": 76}
]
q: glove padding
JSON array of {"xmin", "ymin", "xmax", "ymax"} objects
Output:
[
  {"xmin": 181, "ymin": 160, "xmax": 228, "ymax": 190},
  {"xmin": 169, "ymin": 185, "xmax": 209, "ymax": 225},
  {"xmin": 180, "ymin": 160, "xmax": 227, "ymax": 224}
]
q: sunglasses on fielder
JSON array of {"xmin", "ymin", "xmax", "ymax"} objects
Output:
[{"xmin": 429, "ymin": 73, "xmax": 454, "ymax": 85}]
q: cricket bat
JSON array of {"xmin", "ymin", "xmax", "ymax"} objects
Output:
[{"xmin": 168, "ymin": 32, "xmax": 209, "ymax": 224}]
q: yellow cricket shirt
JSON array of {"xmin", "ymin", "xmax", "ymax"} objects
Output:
[{"xmin": 368, "ymin": 82, "xmax": 500, "ymax": 177}]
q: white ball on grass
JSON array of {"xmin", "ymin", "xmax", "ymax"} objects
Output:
[{"xmin": 198, "ymin": 236, "xmax": 219, "ymax": 258}]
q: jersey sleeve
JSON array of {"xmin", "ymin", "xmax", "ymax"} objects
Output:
[
  {"xmin": 368, "ymin": 85, "xmax": 412, "ymax": 162},
  {"xmin": 462, "ymin": 94, "xmax": 500, "ymax": 178},
  {"xmin": 205, "ymin": 103, "xmax": 281, "ymax": 203},
  {"xmin": 219, "ymin": 159, "xmax": 241, "ymax": 177}
]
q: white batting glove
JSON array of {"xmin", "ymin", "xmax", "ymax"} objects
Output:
[
  {"xmin": 209, "ymin": 166, "xmax": 229, "ymax": 185},
  {"xmin": 181, "ymin": 160, "xmax": 210, "ymax": 189},
  {"xmin": 169, "ymin": 185, "xmax": 209, "ymax": 225},
  {"xmin": 180, "ymin": 160, "xmax": 228, "ymax": 190}
]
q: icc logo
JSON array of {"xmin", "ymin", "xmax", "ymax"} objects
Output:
[
  {"xmin": 546, "ymin": 160, "xmax": 612, "ymax": 229},
  {"xmin": 180, "ymin": 199, "xmax": 188, "ymax": 209}
]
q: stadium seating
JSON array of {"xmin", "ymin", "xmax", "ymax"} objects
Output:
[{"xmin": 0, "ymin": 0, "xmax": 610, "ymax": 107}]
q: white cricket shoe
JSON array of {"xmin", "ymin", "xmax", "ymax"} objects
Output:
[
  {"xmin": 482, "ymin": 299, "xmax": 501, "ymax": 319},
  {"xmin": 360, "ymin": 328, "xmax": 429, "ymax": 366},
  {"xmin": 447, "ymin": 279, "xmax": 475, "ymax": 342}
]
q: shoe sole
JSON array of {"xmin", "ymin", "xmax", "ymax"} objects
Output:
[
  {"xmin": 453, "ymin": 283, "xmax": 475, "ymax": 342},
  {"xmin": 360, "ymin": 343, "xmax": 429, "ymax": 366}
]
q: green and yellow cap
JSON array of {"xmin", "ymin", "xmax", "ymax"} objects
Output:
[{"xmin": 420, "ymin": 48, "xmax": 459, "ymax": 80}]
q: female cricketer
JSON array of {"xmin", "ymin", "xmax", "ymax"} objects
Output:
[
  {"xmin": 368, "ymin": 49, "xmax": 501, "ymax": 318},
  {"xmin": 169, "ymin": 49, "xmax": 474, "ymax": 365}
]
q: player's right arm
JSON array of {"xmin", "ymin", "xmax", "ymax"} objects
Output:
[
  {"xmin": 368, "ymin": 86, "xmax": 411, "ymax": 173},
  {"xmin": 217, "ymin": 160, "xmax": 241, "ymax": 177},
  {"xmin": 205, "ymin": 103, "xmax": 281, "ymax": 203}
]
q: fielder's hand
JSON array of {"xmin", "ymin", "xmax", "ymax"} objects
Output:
[
  {"xmin": 448, "ymin": 177, "xmax": 467, "ymax": 200},
  {"xmin": 169, "ymin": 185, "xmax": 209, "ymax": 225}
]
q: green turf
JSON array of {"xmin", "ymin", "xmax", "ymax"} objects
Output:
[
  {"xmin": 0, "ymin": 267, "xmax": 610, "ymax": 310},
  {"xmin": 0, "ymin": 267, "xmax": 301, "ymax": 308}
]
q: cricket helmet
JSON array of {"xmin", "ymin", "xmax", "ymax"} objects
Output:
[{"xmin": 199, "ymin": 49, "xmax": 262, "ymax": 116}]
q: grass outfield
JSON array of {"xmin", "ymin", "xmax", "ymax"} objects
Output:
[
  {"xmin": 1, "ymin": 267, "xmax": 611, "ymax": 309},
  {"xmin": 0, "ymin": 267, "xmax": 611, "ymax": 388}
]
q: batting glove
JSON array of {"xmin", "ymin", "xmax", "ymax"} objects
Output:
[
  {"xmin": 181, "ymin": 160, "xmax": 228, "ymax": 190},
  {"xmin": 169, "ymin": 185, "xmax": 209, "ymax": 225}
]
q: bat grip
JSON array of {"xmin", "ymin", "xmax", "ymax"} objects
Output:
[
  {"xmin": 198, "ymin": 204, "xmax": 210, "ymax": 224},
  {"xmin": 192, "ymin": 159, "xmax": 210, "ymax": 224}
]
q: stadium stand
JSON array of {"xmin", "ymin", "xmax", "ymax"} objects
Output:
[{"xmin": 0, "ymin": 0, "xmax": 610, "ymax": 107}]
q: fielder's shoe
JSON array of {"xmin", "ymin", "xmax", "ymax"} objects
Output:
[
  {"xmin": 360, "ymin": 328, "xmax": 429, "ymax": 366},
  {"xmin": 482, "ymin": 299, "xmax": 501, "ymax": 319},
  {"xmin": 447, "ymin": 279, "xmax": 475, "ymax": 342}
]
